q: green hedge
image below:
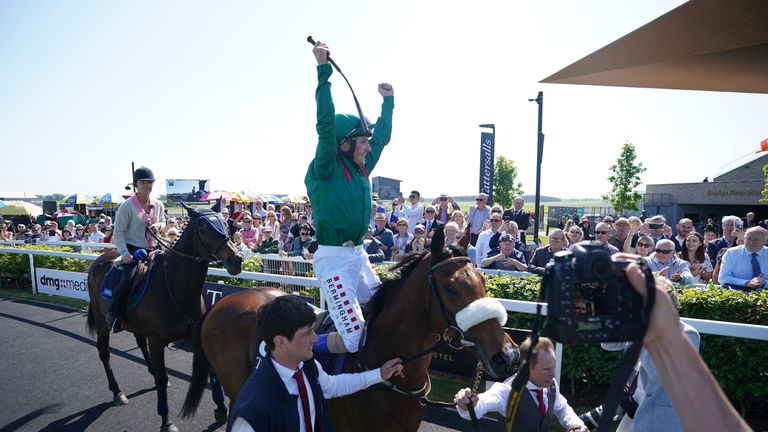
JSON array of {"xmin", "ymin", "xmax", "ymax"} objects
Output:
[{"xmin": 483, "ymin": 273, "xmax": 768, "ymax": 410}]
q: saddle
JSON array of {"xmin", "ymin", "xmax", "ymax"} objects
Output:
[{"xmin": 100, "ymin": 251, "xmax": 159, "ymax": 306}]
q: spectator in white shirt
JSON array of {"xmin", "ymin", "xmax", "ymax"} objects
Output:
[
  {"xmin": 394, "ymin": 190, "xmax": 424, "ymax": 234},
  {"xmin": 719, "ymin": 226, "xmax": 768, "ymax": 291}
]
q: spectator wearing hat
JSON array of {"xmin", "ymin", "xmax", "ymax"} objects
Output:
[
  {"xmin": 481, "ymin": 233, "xmax": 526, "ymax": 270},
  {"xmin": 608, "ymin": 218, "xmax": 631, "ymax": 250},
  {"xmin": 394, "ymin": 191, "xmax": 424, "ymax": 235},
  {"xmin": 372, "ymin": 212, "xmax": 395, "ymax": 260},
  {"xmin": 431, "ymin": 193, "xmax": 460, "ymax": 225},
  {"xmin": 255, "ymin": 225, "xmax": 279, "ymax": 255},
  {"xmin": 405, "ymin": 224, "xmax": 428, "ymax": 253},
  {"xmin": 579, "ymin": 218, "xmax": 592, "ymax": 240},
  {"xmin": 418, "ymin": 205, "xmax": 444, "ymax": 239}
]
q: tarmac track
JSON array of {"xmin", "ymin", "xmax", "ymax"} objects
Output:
[{"xmin": 0, "ymin": 297, "xmax": 503, "ymax": 432}]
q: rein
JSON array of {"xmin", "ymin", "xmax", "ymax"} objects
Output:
[
  {"xmin": 146, "ymin": 219, "xmax": 229, "ymax": 265},
  {"xmin": 143, "ymin": 217, "xmax": 231, "ymax": 331}
]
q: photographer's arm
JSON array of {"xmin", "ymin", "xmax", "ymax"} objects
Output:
[{"xmin": 624, "ymin": 261, "xmax": 751, "ymax": 432}]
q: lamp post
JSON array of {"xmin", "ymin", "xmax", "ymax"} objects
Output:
[
  {"xmin": 528, "ymin": 92, "xmax": 544, "ymax": 243},
  {"xmin": 479, "ymin": 124, "xmax": 495, "ymax": 203}
]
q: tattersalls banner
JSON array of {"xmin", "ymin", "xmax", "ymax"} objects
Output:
[{"xmin": 479, "ymin": 132, "xmax": 495, "ymax": 202}]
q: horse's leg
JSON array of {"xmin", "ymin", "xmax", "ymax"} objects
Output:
[
  {"xmin": 134, "ymin": 333, "xmax": 156, "ymax": 376},
  {"xmin": 148, "ymin": 337, "xmax": 178, "ymax": 432},
  {"xmin": 209, "ymin": 372, "xmax": 228, "ymax": 422},
  {"xmin": 96, "ymin": 323, "xmax": 129, "ymax": 405}
]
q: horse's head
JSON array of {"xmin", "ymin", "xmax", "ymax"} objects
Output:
[
  {"xmin": 426, "ymin": 226, "xmax": 519, "ymax": 378},
  {"xmin": 180, "ymin": 201, "xmax": 243, "ymax": 275}
]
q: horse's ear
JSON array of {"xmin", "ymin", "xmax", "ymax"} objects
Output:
[
  {"xmin": 459, "ymin": 223, "xmax": 471, "ymax": 251},
  {"xmin": 211, "ymin": 197, "xmax": 222, "ymax": 213},
  {"xmin": 430, "ymin": 225, "xmax": 446, "ymax": 259},
  {"xmin": 180, "ymin": 201, "xmax": 192, "ymax": 211}
]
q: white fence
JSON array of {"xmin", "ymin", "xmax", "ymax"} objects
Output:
[{"xmin": 1, "ymin": 243, "xmax": 767, "ymax": 385}]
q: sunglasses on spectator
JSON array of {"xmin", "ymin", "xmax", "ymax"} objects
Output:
[
  {"xmin": 569, "ymin": 229, "xmax": 581, "ymax": 233},
  {"xmin": 637, "ymin": 242, "xmax": 653, "ymax": 248},
  {"xmin": 425, "ymin": 210, "xmax": 435, "ymax": 213},
  {"xmin": 300, "ymin": 232, "xmax": 310, "ymax": 236},
  {"xmin": 655, "ymin": 249, "xmax": 675, "ymax": 254},
  {"xmin": 476, "ymin": 198, "xmax": 484, "ymax": 201},
  {"xmin": 415, "ymin": 229, "xmax": 425, "ymax": 234},
  {"xmin": 490, "ymin": 218, "xmax": 502, "ymax": 222},
  {"xmin": 409, "ymin": 195, "xmax": 416, "ymax": 199},
  {"xmin": 595, "ymin": 230, "xmax": 610, "ymax": 235},
  {"xmin": 550, "ymin": 237, "xmax": 565, "ymax": 241}
]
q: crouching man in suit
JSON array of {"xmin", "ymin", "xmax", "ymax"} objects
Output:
[{"xmin": 454, "ymin": 336, "xmax": 587, "ymax": 432}]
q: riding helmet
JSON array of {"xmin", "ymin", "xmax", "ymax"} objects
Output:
[{"xmin": 133, "ymin": 166, "xmax": 155, "ymax": 184}]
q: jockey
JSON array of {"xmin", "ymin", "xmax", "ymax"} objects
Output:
[
  {"xmin": 107, "ymin": 166, "xmax": 166, "ymax": 333},
  {"xmin": 304, "ymin": 41, "xmax": 394, "ymax": 354}
]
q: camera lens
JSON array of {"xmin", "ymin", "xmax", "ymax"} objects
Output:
[{"xmin": 591, "ymin": 259, "xmax": 612, "ymax": 280}]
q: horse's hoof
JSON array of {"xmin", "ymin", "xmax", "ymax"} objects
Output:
[
  {"xmin": 160, "ymin": 421, "xmax": 178, "ymax": 432},
  {"xmin": 113, "ymin": 392, "xmax": 129, "ymax": 406},
  {"xmin": 214, "ymin": 407, "xmax": 228, "ymax": 422}
]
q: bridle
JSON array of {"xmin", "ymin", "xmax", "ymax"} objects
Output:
[
  {"xmin": 374, "ymin": 252, "xmax": 507, "ymax": 427},
  {"xmin": 148, "ymin": 216, "xmax": 232, "ymax": 265}
]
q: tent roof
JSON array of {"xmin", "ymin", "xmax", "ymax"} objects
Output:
[{"xmin": 541, "ymin": 0, "xmax": 768, "ymax": 93}]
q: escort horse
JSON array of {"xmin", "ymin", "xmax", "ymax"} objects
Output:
[
  {"xmin": 86, "ymin": 202, "xmax": 243, "ymax": 432},
  {"xmin": 181, "ymin": 227, "xmax": 520, "ymax": 431}
]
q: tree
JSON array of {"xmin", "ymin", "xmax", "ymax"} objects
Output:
[
  {"xmin": 761, "ymin": 164, "xmax": 768, "ymax": 203},
  {"xmin": 493, "ymin": 156, "xmax": 524, "ymax": 208},
  {"xmin": 37, "ymin": 193, "xmax": 65, "ymax": 201},
  {"xmin": 601, "ymin": 141, "xmax": 646, "ymax": 215}
]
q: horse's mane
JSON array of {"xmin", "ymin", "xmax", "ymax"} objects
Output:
[{"xmin": 365, "ymin": 244, "xmax": 466, "ymax": 329}]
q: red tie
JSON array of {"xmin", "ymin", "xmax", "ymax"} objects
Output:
[
  {"xmin": 534, "ymin": 388, "xmax": 546, "ymax": 416},
  {"xmin": 293, "ymin": 369, "xmax": 313, "ymax": 432}
]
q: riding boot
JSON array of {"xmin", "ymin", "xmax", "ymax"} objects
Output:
[
  {"xmin": 107, "ymin": 262, "xmax": 135, "ymax": 333},
  {"xmin": 313, "ymin": 332, "xmax": 348, "ymax": 354}
]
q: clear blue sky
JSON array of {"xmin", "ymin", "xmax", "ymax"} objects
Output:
[{"xmin": 1, "ymin": 1, "xmax": 765, "ymax": 199}]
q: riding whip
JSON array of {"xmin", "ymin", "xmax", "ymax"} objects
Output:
[{"xmin": 307, "ymin": 36, "xmax": 371, "ymax": 136}]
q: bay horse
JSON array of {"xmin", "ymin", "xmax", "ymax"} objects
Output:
[
  {"xmin": 86, "ymin": 202, "xmax": 243, "ymax": 432},
  {"xmin": 181, "ymin": 228, "xmax": 520, "ymax": 431}
]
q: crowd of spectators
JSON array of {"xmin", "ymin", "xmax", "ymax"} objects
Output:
[{"xmin": 3, "ymin": 195, "xmax": 768, "ymax": 292}]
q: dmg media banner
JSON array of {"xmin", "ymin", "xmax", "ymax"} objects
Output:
[{"xmin": 36, "ymin": 268, "xmax": 90, "ymax": 301}]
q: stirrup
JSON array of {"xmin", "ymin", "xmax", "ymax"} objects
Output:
[{"xmin": 107, "ymin": 312, "xmax": 123, "ymax": 334}]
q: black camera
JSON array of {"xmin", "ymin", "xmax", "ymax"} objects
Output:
[{"xmin": 543, "ymin": 241, "xmax": 645, "ymax": 344}]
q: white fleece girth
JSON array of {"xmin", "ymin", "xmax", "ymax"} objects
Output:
[{"xmin": 455, "ymin": 297, "xmax": 507, "ymax": 332}]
